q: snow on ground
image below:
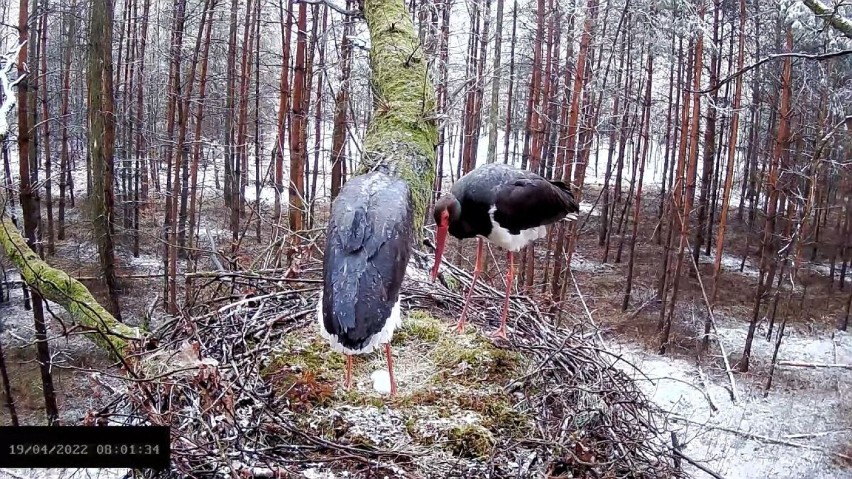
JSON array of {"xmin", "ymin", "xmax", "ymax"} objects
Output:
[
  {"xmin": 0, "ymin": 272, "xmax": 68, "ymax": 346},
  {"xmin": 611, "ymin": 323, "xmax": 852, "ymax": 479},
  {"xmin": 696, "ymin": 250, "xmax": 852, "ymax": 285},
  {"xmin": 578, "ymin": 199, "xmax": 600, "ymax": 217},
  {"xmin": 123, "ymin": 251, "xmax": 163, "ymax": 274},
  {"xmin": 570, "ymin": 251, "xmax": 617, "ymax": 274},
  {"xmin": 697, "ymin": 251, "xmax": 762, "ymax": 279}
]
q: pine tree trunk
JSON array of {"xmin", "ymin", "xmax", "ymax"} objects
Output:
[
  {"xmin": 551, "ymin": 0, "xmax": 598, "ymax": 303},
  {"xmin": 741, "ymin": 24, "xmax": 792, "ymax": 373},
  {"xmin": 330, "ymin": 3, "xmax": 353, "ymax": 201},
  {"xmin": 709, "ymin": 0, "xmax": 746, "ymax": 308},
  {"xmin": 162, "ymin": 0, "xmax": 187, "ymax": 307},
  {"xmin": 0, "ymin": 338, "xmax": 18, "ymax": 425},
  {"xmin": 239, "ymin": 0, "xmax": 258, "ymax": 223},
  {"xmin": 288, "ymin": 0, "xmax": 308, "ymax": 235},
  {"xmin": 88, "ymin": 0, "xmax": 123, "ymax": 321},
  {"xmin": 623, "ymin": 50, "xmax": 653, "ymax": 312},
  {"xmin": 485, "ymin": 0, "xmax": 505, "ymax": 163},
  {"xmin": 433, "ymin": 0, "xmax": 451, "ymax": 196},
  {"xmin": 274, "ymin": 0, "xmax": 294, "ymax": 218},
  {"xmin": 18, "ymin": 0, "xmax": 59, "ymax": 424},
  {"xmin": 599, "ymin": 38, "xmax": 626, "ymax": 250},
  {"xmin": 224, "ymin": 0, "xmax": 239, "ymax": 211},
  {"xmin": 502, "ymin": 0, "xmax": 518, "ymax": 164},
  {"xmin": 661, "ymin": 5, "xmax": 705, "ymax": 354},
  {"xmin": 175, "ymin": 0, "xmax": 212, "ymax": 256},
  {"xmin": 692, "ymin": 0, "xmax": 721, "ymax": 266},
  {"xmin": 39, "ymin": 7, "xmax": 53, "ymax": 256},
  {"xmin": 301, "ymin": 5, "xmax": 319, "ymax": 210},
  {"xmin": 186, "ymin": 0, "xmax": 217, "ymax": 262},
  {"xmin": 134, "ymin": 0, "xmax": 151, "ymax": 256},
  {"xmin": 308, "ymin": 5, "xmax": 328, "ymax": 227},
  {"xmin": 657, "ymin": 36, "xmax": 695, "ymax": 346},
  {"xmin": 657, "ymin": 33, "xmax": 679, "ymax": 227}
]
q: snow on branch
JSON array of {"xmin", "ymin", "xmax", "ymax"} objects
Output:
[
  {"xmin": 695, "ymin": 48, "xmax": 852, "ymax": 95},
  {"xmin": 0, "ymin": 40, "xmax": 26, "ymax": 139},
  {"xmin": 802, "ymin": 0, "xmax": 852, "ymax": 40}
]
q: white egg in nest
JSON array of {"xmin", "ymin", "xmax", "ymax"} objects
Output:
[{"xmin": 371, "ymin": 370, "xmax": 393, "ymax": 394}]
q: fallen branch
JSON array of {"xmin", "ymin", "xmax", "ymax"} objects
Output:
[
  {"xmin": 670, "ymin": 414, "xmax": 852, "ymax": 462},
  {"xmin": 783, "ymin": 430, "xmax": 852, "ymax": 440},
  {"xmin": 687, "ymin": 240, "xmax": 739, "ymax": 403},
  {"xmin": 672, "ymin": 451, "xmax": 725, "ymax": 479},
  {"xmin": 776, "ymin": 361, "xmax": 852, "ymax": 370},
  {"xmin": 74, "ymin": 272, "xmax": 166, "ymax": 280},
  {"xmin": 187, "ymin": 269, "xmax": 323, "ymax": 283}
]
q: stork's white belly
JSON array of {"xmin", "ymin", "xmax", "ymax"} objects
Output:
[
  {"xmin": 486, "ymin": 206, "xmax": 548, "ymax": 251},
  {"xmin": 316, "ymin": 293, "xmax": 402, "ymax": 355}
]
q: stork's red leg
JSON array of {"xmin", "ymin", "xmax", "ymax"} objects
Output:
[
  {"xmin": 344, "ymin": 354, "xmax": 353, "ymax": 389},
  {"xmin": 384, "ymin": 343, "xmax": 397, "ymax": 397},
  {"xmin": 492, "ymin": 250, "xmax": 514, "ymax": 339},
  {"xmin": 457, "ymin": 237, "xmax": 484, "ymax": 333}
]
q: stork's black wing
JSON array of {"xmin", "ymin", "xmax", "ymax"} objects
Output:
[
  {"xmin": 322, "ymin": 172, "xmax": 413, "ymax": 351},
  {"xmin": 491, "ymin": 176, "xmax": 579, "ymax": 234}
]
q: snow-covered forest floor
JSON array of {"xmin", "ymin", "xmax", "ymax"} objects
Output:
[{"xmin": 615, "ymin": 327, "xmax": 851, "ymax": 478}]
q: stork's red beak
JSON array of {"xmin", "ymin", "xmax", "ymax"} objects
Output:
[{"xmin": 431, "ymin": 214, "xmax": 449, "ymax": 281}]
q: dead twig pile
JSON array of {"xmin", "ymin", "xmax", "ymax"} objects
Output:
[{"xmin": 95, "ymin": 247, "xmax": 681, "ymax": 478}]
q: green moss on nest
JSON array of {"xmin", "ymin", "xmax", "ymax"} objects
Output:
[
  {"xmin": 261, "ymin": 337, "xmax": 346, "ymax": 409},
  {"xmin": 395, "ymin": 310, "xmax": 444, "ymax": 343},
  {"xmin": 262, "ymin": 336, "xmax": 344, "ymax": 382},
  {"xmin": 458, "ymin": 394, "xmax": 530, "ymax": 435},
  {"xmin": 262, "ymin": 308, "xmax": 532, "ymax": 455},
  {"xmin": 430, "ymin": 333, "xmax": 522, "ymax": 383},
  {"xmin": 447, "ymin": 424, "xmax": 495, "ymax": 458},
  {"xmin": 443, "ymin": 275, "xmax": 461, "ymax": 292}
]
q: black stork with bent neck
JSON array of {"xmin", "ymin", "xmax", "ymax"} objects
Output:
[{"xmin": 431, "ymin": 163, "xmax": 580, "ymax": 339}]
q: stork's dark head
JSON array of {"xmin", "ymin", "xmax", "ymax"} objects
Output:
[{"xmin": 431, "ymin": 194, "xmax": 461, "ymax": 280}]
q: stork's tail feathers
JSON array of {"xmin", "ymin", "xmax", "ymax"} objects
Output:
[{"xmin": 549, "ymin": 180, "xmax": 580, "ymax": 221}]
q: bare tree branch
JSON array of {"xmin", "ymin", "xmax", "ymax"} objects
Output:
[{"xmin": 695, "ymin": 49, "xmax": 852, "ymax": 94}]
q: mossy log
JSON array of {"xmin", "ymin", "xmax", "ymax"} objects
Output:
[
  {"xmin": 803, "ymin": 0, "xmax": 852, "ymax": 39},
  {"xmin": 359, "ymin": 0, "xmax": 438, "ymax": 235},
  {"xmin": 0, "ymin": 217, "xmax": 143, "ymax": 360}
]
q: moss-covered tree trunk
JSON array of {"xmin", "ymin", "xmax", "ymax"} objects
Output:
[
  {"xmin": 359, "ymin": 0, "xmax": 438, "ymax": 234},
  {"xmin": 0, "ymin": 216, "xmax": 143, "ymax": 360}
]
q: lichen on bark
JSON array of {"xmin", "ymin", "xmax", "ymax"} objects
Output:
[
  {"xmin": 359, "ymin": 0, "xmax": 438, "ymax": 235},
  {"xmin": 0, "ymin": 216, "xmax": 143, "ymax": 359}
]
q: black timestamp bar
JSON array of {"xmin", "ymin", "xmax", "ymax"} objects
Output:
[{"xmin": 0, "ymin": 426, "xmax": 170, "ymax": 469}]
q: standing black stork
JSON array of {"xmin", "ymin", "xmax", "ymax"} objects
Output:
[
  {"xmin": 317, "ymin": 169, "xmax": 413, "ymax": 397},
  {"xmin": 431, "ymin": 163, "xmax": 580, "ymax": 339}
]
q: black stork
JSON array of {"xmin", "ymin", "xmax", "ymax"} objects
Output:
[
  {"xmin": 317, "ymin": 169, "xmax": 413, "ymax": 397},
  {"xmin": 431, "ymin": 163, "xmax": 580, "ymax": 339}
]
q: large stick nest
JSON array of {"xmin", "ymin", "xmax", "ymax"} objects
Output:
[{"xmin": 97, "ymin": 246, "xmax": 681, "ymax": 478}]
